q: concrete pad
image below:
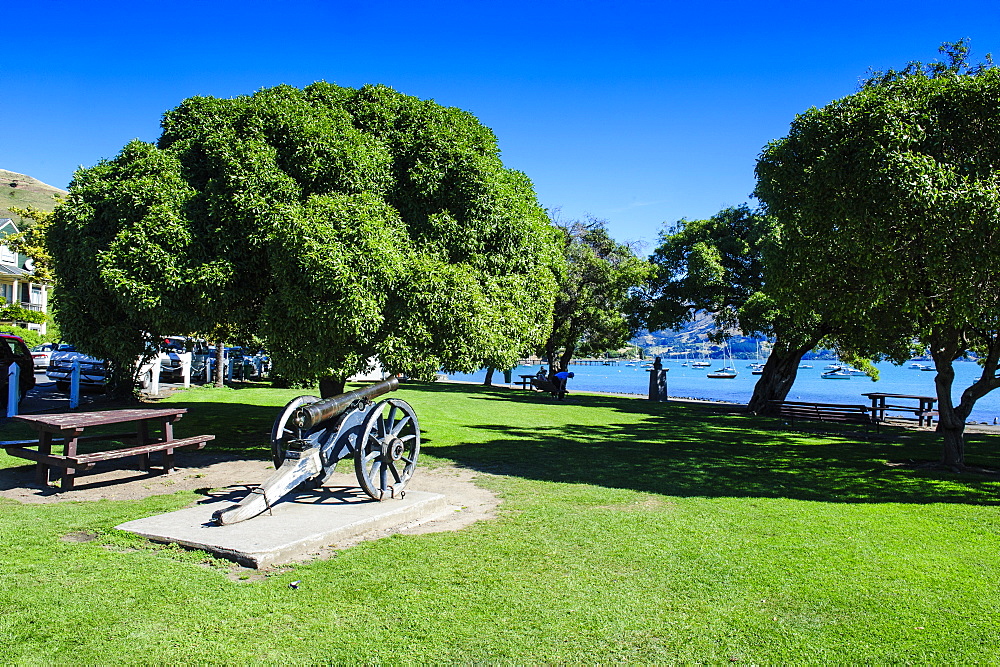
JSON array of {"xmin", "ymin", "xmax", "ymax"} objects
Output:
[{"xmin": 116, "ymin": 486, "xmax": 448, "ymax": 568}]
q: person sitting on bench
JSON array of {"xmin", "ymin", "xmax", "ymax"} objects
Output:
[{"xmin": 531, "ymin": 368, "xmax": 558, "ymax": 394}]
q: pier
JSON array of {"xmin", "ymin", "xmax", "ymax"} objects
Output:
[{"xmin": 517, "ymin": 358, "xmax": 633, "ymax": 367}]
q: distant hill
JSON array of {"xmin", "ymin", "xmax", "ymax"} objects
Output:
[
  {"xmin": 0, "ymin": 169, "xmax": 66, "ymax": 227},
  {"xmin": 632, "ymin": 312, "xmax": 767, "ymax": 360},
  {"xmin": 632, "ymin": 312, "xmax": 836, "ymax": 360}
]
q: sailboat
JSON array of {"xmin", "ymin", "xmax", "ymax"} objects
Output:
[
  {"xmin": 747, "ymin": 341, "xmax": 766, "ymax": 374},
  {"xmin": 821, "ymin": 366, "xmax": 852, "ymax": 379},
  {"xmin": 691, "ymin": 347, "xmax": 711, "ymax": 368},
  {"xmin": 707, "ymin": 346, "xmax": 738, "ymax": 379}
]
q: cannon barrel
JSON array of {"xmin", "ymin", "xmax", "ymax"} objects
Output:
[{"xmin": 293, "ymin": 376, "xmax": 400, "ymax": 430}]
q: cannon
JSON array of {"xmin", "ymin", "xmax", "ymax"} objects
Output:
[{"xmin": 212, "ymin": 377, "xmax": 419, "ymax": 525}]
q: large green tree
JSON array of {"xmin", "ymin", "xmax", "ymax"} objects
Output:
[
  {"xmin": 755, "ymin": 41, "xmax": 1000, "ymax": 468},
  {"xmin": 542, "ymin": 217, "xmax": 651, "ymax": 372},
  {"xmin": 51, "ymin": 83, "xmax": 558, "ymax": 397},
  {"xmin": 646, "ymin": 205, "xmax": 832, "ymax": 412}
]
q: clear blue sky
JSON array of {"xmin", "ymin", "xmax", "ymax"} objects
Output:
[{"xmin": 4, "ymin": 0, "xmax": 998, "ymax": 248}]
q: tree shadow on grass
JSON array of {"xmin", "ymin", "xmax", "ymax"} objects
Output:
[{"xmin": 414, "ymin": 383, "xmax": 1000, "ymax": 505}]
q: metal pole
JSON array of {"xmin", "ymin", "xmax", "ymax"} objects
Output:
[
  {"xmin": 70, "ymin": 360, "xmax": 80, "ymax": 409},
  {"xmin": 150, "ymin": 356, "xmax": 161, "ymax": 395},
  {"xmin": 7, "ymin": 362, "xmax": 19, "ymax": 417}
]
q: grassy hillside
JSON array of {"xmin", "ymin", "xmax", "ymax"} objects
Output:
[{"xmin": 0, "ymin": 168, "xmax": 66, "ymax": 226}]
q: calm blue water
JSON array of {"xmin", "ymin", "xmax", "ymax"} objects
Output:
[{"xmin": 445, "ymin": 360, "xmax": 1000, "ymax": 423}]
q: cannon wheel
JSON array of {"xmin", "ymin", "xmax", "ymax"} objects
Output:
[
  {"xmin": 270, "ymin": 395, "xmax": 320, "ymax": 468},
  {"xmin": 354, "ymin": 399, "xmax": 420, "ymax": 500}
]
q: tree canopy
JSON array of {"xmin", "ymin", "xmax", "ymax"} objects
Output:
[
  {"xmin": 645, "ymin": 205, "xmax": 772, "ymax": 335},
  {"xmin": 645, "ymin": 205, "xmax": 834, "ymax": 411},
  {"xmin": 541, "ymin": 217, "xmax": 650, "ymax": 371},
  {"xmin": 755, "ymin": 41, "xmax": 1000, "ymax": 467},
  {"xmin": 51, "ymin": 83, "xmax": 558, "ymax": 395}
]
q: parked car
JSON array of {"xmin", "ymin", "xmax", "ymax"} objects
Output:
[
  {"xmin": 48, "ymin": 344, "xmax": 169, "ymax": 392},
  {"xmin": 191, "ymin": 345, "xmax": 267, "ymax": 380},
  {"xmin": 157, "ymin": 337, "xmax": 191, "ymax": 382},
  {"xmin": 46, "ymin": 346, "xmax": 108, "ymax": 392},
  {"xmin": 30, "ymin": 343, "xmax": 59, "ymax": 369},
  {"xmin": 1, "ymin": 333, "xmax": 37, "ymax": 404}
]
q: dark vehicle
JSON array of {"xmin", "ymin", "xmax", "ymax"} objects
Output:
[
  {"xmin": 0, "ymin": 333, "xmax": 37, "ymax": 405},
  {"xmin": 192, "ymin": 345, "xmax": 265, "ymax": 381}
]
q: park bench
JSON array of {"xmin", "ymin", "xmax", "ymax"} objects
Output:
[
  {"xmin": 767, "ymin": 400, "xmax": 879, "ymax": 431},
  {"xmin": 0, "ymin": 434, "xmax": 213, "ymax": 471}
]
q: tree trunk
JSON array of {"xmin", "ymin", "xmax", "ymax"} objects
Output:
[
  {"xmin": 558, "ymin": 344, "xmax": 576, "ymax": 374},
  {"xmin": 105, "ymin": 361, "xmax": 140, "ymax": 403},
  {"xmin": 746, "ymin": 336, "xmax": 817, "ymax": 414},
  {"xmin": 483, "ymin": 367, "xmax": 495, "ymax": 386},
  {"xmin": 214, "ymin": 341, "xmax": 225, "ymax": 388},
  {"xmin": 927, "ymin": 333, "xmax": 1000, "ymax": 470},
  {"xmin": 932, "ymin": 358, "xmax": 969, "ymax": 468},
  {"xmin": 319, "ymin": 376, "xmax": 346, "ymax": 399},
  {"xmin": 545, "ymin": 340, "xmax": 559, "ymax": 375}
]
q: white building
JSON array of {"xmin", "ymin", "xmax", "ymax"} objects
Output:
[{"xmin": 0, "ymin": 218, "xmax": 49, "ymax": 334}]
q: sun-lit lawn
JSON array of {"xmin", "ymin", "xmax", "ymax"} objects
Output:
[{"xmin": 1, "ymin": 381, "xmax": 999, "ymax": 662}]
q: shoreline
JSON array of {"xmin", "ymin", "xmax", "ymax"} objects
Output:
[
  {"xmin": 434, "ymin": 378, "xmax": 1000, "ymax": 432},
  {"xmin": 435, "ymin": 378, "xmax": 743, "ymax": 407}
]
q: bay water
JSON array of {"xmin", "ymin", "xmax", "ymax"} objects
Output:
[{"xmin": 444, "ymin": 359, "xmax": 1000, "ymax": 424}]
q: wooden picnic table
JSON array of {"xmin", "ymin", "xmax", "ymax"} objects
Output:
[
  {"xmin": 861, "ymin": 392, "xmax": 938, "ymax": 427},
  {"xmin": 517, "ymin": 374, "xmax": 537, "ymax": 390},
  {"xmin": 1, "ymin": 407, "xmax": 214, "ymax": 490}
]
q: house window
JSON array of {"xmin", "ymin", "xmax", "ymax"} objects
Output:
[
  {"xmin": 30, "ymin": 285, "xmax": 42, "ymax": 306},
  {"xmin": 0, "ymin": 283, "xmax": 10, "ymax": 303},
  {"xmin": 0, "ymin": 245, "xmax": 14, "ymax": 265}
]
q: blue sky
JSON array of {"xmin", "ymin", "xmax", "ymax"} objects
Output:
[{"xmin": 4, "ymin": 0, "xmax": 998, "ymax": 247}]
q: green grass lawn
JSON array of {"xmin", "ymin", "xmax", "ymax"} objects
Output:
[{"xmin": 2, "ymin": 382, "xmax": 999, "ymax": 662}]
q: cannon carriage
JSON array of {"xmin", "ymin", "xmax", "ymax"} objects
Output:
[{"xmin": 212, "ymin": 377, "xmax": 419, "ymax": 525}]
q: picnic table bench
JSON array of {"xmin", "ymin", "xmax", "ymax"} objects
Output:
[
  {"xmin": 1, "ymin": 407, "xmax": 215, "ymax": 490},
  {"xmin": 861, "ymin": 392, "xmax": 938, "ymax": 427},
  {"xmin": 768, "ymin": 400, "xmax": 879, "ymax": 430},
  {"xmin": 517, "ymin": 374, "xmax": 536, "ymax": 390}
]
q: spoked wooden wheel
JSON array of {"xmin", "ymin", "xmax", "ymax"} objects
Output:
[
  {"xmin": 270, "ymin": 395, "xmax": 320, "ymax": 468},
  {"xmin": 354, "ymin": 399, "xmax": 420, "ymax": 500}
]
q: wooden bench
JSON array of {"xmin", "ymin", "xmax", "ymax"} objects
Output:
[
  {"xmin": 1, "ymin": 435, "xmax": 215, "ymax": 475},
  {"xmin": 879, "ymin": 404, "xmax": 931, "ymax": 421},
  {"xmin": 70, "ymin": 434, "xmax": 214, "ymax": 471},
  {"xmin": 767, "ymin": 400, "xmax": 879, "ymax": 431}
]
